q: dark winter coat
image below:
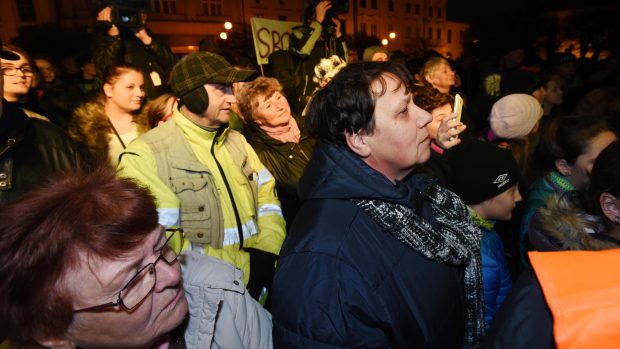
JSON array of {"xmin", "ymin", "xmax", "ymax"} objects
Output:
[
  {"xmin": 0, "ymin": 102, "xmax": 81, "ymax": 205},
  {"xmin": 69, "ymin": 95, "xmax": 150, "ymax": 167},
  {"xmin": 272, "ymin": 142, "xmax": 467, "ymax": 348},
  {"xmin": 91, "ymin": 23, "xmax": 176, "ymax": 99},
  {"xmin": 244, "ymin": 117, "xmax": 314, "ymax": 225},
  {"xmin": 529, "ymin": 192, "xmax": 620, "ymax": 252}
]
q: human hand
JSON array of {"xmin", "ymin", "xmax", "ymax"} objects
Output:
[
  {"xmin": 96, "ymin": 6, "xmax": 119, "ymax": 36},
  {"xmin": 314, "ymin": 1, "xmax": 332, "ymax": 23},
  {"xmin": 332, "ymin": 17, "xmax": 342, "ymax": 37},
  {"xmin": 133, "ymin": 27, "xmax": 152, "ymax": 45},
  {"xmin": 435, "ymin": 112, "xmax": 466, "ymax": 149}
]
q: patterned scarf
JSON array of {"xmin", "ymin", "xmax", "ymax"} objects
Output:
[{"xmin": 353, "ymin": 183, "xmax": 484, "ymax": 349}]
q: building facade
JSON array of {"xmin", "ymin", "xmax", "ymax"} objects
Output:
[{"xmin": 0, "ymin": 0, "xmax": 468, "ymax": 58}]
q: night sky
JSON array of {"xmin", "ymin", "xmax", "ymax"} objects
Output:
[{"xmin": 447, "ymin": 0, "xmax": 618, "ymax": 21}]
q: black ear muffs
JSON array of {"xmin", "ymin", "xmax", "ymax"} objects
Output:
[{"xmin": 182, "ymin": 87, "xmax": 210, "ymax": 114}]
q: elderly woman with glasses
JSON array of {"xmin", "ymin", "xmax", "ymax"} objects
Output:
[{"xmin": 0, "ymin": 169, "xmax": 272, "ymax": 348}]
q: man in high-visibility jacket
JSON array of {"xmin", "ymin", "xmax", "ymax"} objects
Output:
[{"xmin": 118, "ymin": 52, "xmax": 286, "ymax": 300}]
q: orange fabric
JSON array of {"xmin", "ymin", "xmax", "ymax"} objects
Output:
[{"xmin": 529, "ymin": 249, "xmax": 620, "ymax": 349}]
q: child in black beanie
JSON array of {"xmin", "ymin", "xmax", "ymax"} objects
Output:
[{"xmin": 450, "ymin": 140, "xmax": 522, "ymax": 330}]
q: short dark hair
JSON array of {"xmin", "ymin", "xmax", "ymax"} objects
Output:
[
  {"xmin": 412, "ymin": 85, "xmax": 455, "ymax": 112},
  {"xmin": 306, "ymin": 61, "xmax": 415, "ymax": 147},
  {"xmin": 0, "ymin": 168, "xmax": 158, "ymax": 346}
]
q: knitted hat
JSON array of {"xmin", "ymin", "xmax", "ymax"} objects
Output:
[
  {"xmin": 362, "ymin": 46, "xmax": 388, "ymax": 62},
  {"xmin": 500, "ymin": 70, "xmax": 543, "ymax": 96},
  {"xmin": 169, "ymin": 52, "xmax": 256, "ymax": 112},
  {"xmin": 450, "ymin": 140, "xmax": 521, "ymax": 205},
  {"xmin": 489, "ymin": 94, "xmax": 543, "ymax": 139}
]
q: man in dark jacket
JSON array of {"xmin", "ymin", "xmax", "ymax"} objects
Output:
[
  {"xmin": 271, "ymin": 61, "xmax": 485, "ymax": 348},
  {"xmin": 92, "ymin": 6, "xmax": 176, "ymax": 99},
  {"xmin": 1, "ymin": 41, "xmax": 82, "ymax": 205}
]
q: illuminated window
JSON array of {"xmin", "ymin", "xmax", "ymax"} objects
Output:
[
  {"xmin": 153, "ymin": 0, "xmax": 177, "ymax": 14},
  {"xmin": 201, "ymin": 0, "xmax": 222, "ymax": 16}
]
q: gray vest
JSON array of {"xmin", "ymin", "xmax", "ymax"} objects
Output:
[{"xmin": 139, "ymin": 119, "xmax": 258, "ymax": 248}]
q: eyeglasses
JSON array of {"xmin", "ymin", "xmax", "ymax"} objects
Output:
[
  {"xmin": 1, "ymin": 66, "xmax": 34, "ymax": 77},
  {"xmin": 73, "ymin": 228, "xmax": 183, "ymax": 313}
]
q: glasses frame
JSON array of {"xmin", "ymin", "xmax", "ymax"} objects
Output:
[
  {"xmin": 73, "ymin": 228, "xmax": 183, "ymax": 313},
  {"xmin": 1, "ymin": 66, "xmax": 34, "ymax": 77}
]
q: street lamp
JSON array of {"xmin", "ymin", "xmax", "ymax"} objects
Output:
[
  {"xmin": 220, "ymin": 32, "xmax": 228, "ymax": 40},
  {"xmin": 389, "ymin": 32, "xmax": 396, "ymax": 39},
  {"xmin": 224, "ymin": 21, "xmax": 233, "ymax": 30},
  {"xmin": 381, "ymin": 38, "xmax": 389, "ymax": 46}
]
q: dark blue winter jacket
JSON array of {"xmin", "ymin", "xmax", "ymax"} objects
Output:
[{"xmin": 272, "ymin": 142, "xmax": 468, "ymax": 348}]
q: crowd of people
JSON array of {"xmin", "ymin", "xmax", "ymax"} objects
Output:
[{"xmin": 2, "ymin": 0, "xmax": 620, "ymax": 347}]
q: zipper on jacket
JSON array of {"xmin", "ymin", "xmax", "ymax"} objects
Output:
[{"xmin": 210, "ymin": 126, "xmax": 244, "ymax": 249}]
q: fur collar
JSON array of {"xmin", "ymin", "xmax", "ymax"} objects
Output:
[
  {"xmin": 69, "ymin": 95, "xmax": 150, "ymax": 166},
  {"xmin": 537, "ymin": 194, "xmax": 619, "ymax": 251}
]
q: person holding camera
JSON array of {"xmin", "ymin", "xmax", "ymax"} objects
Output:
[
  {"xmin": 92, "ymin": 5, "xmax": 176, "ymax": 100},
  {"xmin": 289, "ymin": 0, "xmax": 348, "ymax": 108}
]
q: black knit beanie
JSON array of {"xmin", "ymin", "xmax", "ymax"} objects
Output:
[{"xmin": 450, "ymin": 140, "xmax": 521, "ymax": 205}]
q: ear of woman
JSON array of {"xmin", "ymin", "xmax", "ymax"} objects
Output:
[{"xmin": 600, "ymin": 192, "xmax": 620, "ymax": 223}]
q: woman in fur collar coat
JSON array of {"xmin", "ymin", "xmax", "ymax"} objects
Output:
[
  {"xmin": 529, "ymin": 141, "xmax": 620, "ymax": 251},
  {"xmin": 69, "ymin": 63, "xmax": 150, "ymax": 167}
]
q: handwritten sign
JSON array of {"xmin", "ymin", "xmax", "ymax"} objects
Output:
[{"xmin": 251, "ymin": 17, "xmax": 303, "ymax": 65}]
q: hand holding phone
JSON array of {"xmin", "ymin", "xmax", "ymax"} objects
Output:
[{"xmin": 453, "ymin": 93, "xmax": 463, "ymax": 123}]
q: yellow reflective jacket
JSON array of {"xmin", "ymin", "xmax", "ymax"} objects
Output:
[{"xmin": 118, "ymin": 110, "xmax": 286, "ymax": 284}]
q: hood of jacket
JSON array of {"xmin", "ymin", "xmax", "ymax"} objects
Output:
[
  {"xmin": 298, "ymin": 141, "xmax": 431, "ymax": 210},
  {"xmin": 69, "ymin": 95, "xmax": 150, "ymax": 165},
  {"xmin": 532, "ymin": 193, "xmax": 619, "ymax": 251}
]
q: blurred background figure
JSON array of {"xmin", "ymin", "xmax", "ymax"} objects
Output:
[
  {"xmin": 144, "ymin": 92, "xmax": 176, "ymax": 128},
  {"xmin": 33, "ymin": 56, "xmax": 82, "ymax": 129},
  {"xmin": 362, "ymin": 45, "xmax": 389, "ymax": 62},
  {"xmin": 92, "ymin": 4, "xmax": 175, "ymax": 100}
]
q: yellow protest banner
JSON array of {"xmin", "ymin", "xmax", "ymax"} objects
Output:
[{"xmin": 251, "ymin": 17, "xmax": 302, "ymax": 65}]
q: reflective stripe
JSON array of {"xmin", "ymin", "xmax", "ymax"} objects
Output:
[
  {"xmin": 257, "ymin": 167, "xmax": 274, "ymax": 188},
  {"xmin": 157, "ymin": 207, "xmax": 180, "ymax": 227},
  {"xmin": 258, "ymin": 203, "xmax": 283, "ymax": 218},
  {"xmin": 223, "ymin": 219, "xmax": 259, "ymax": 246}
]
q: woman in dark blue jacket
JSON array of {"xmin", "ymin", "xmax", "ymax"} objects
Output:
[{"xmin": 272, "ymin": 61, "xmax": 485, "ymax": 348}]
